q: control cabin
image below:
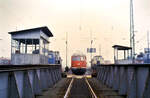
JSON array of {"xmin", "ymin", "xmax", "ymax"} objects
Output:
[
  {"xmin": 9, "ymin": 26, "xmax": 53, "ymax": 65},
  {"xmin": 112, "ymin": 45, "xmax": 132, "ymax": 64}
]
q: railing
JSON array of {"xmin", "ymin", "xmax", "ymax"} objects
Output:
[
  {"xmin": 96, "ymin": 64, "xmax": 150, "ymax": 98},
  {"xmin": 0, "ymin": 64, "xmax": 62, "ymax": 98}
]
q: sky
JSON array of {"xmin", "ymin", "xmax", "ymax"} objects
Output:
[{"xmin": 0, "ymin": 0, "xmax": 150, "ymax": 68}]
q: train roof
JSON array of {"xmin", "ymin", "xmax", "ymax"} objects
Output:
[{"xmin": 72, "ymin": 53, "xmax": 86, "ymax": 57}]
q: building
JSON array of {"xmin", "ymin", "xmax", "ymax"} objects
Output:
[{"xmin": 9, "ymin": 26, "xmax": 53, "ymax": 65}]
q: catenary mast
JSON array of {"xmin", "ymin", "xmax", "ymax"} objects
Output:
[{"xmin": 130, "ymin": 0, "xmax": 135, "ymax": 62}]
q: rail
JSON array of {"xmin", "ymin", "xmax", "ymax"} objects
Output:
[
  {"xmin": 64, "ymin": 77, "xmax": 97, "ymax": 98},
  {"xmin": 85, "ymin": 78, "xmax": 97, "ymax": 98},
  {"xmin": 64, "ymin": 77, "xmax": 74, "ymax": 98}
]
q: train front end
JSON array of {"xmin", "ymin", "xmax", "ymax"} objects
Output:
[{"xmin": 71, "ymin": 54, "xmax": 87, "ymax": 75}]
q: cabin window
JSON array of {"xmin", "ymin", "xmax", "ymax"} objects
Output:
[
  {"xmin": 11, "ymin": 39, "xmax": 40, "ymax": 54},
  {"xmin": 40, "ymin": 37, "xmax": 49, "ymax": 56},
  {"xmin": 72, "ymin": 57, "xmax": 80, "ymax": 61}
]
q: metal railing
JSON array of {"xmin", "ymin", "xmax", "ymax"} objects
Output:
[
  {"xmin": 0, "ymin": 64, "xmax": 62, "ymax": 98},
  {"xmin": 96, "ymin": 64, "xmax": 150, "ymax": 98}
]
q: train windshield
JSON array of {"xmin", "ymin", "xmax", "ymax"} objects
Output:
[
  {"xmin": 72, "ymin": 57, "xmax": 80, "ymax": 61},
  {"xmin": 49, "ymin": 54, "xmax": 53, "ymax": 58},
  {"xmin": 80, "ymin": 57, "xmax": 85, "ymax": 61}
]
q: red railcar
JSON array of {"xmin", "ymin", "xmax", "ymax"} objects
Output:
[{"xmin": 71, "ymin": 54, "xmax": 87, "ymax": 75}]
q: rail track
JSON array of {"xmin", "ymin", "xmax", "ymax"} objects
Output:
[{"xmin": 64, "ymin": 77, "xmax": 97, "ymax": 98}]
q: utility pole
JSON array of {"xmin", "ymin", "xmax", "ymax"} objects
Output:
[
  {"xmin": 99, "ymin": 44, "xmax": 101, "ymax": 56},
  {"xmin": 147, "ymin": 30, "xmax": 150, "ymax": 63},
  {"xmin": 130, "ymin": 0, "xmax": 135, "ymax": 63},
  {"xmin": 90, "ymin": 31, "xmax": 93, "ymax": 64},
  {"xmin": 66, "ymin": 32, "xmax": 68, "ymax": 68},
  {"xmin": 79, "ymin": 0, "xmax": 82, "ymax": 31},
  {"xmin": 147, "ymin": 30, "xmax": 149, "ymax": 52}
]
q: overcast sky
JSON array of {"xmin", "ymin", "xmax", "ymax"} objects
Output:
[{"xmin": 0, "ymin": 0, "xmax": 150, "ymax": 67}]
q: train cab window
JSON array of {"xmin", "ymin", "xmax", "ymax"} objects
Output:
[
  {"xmin": 72, "ymin": 57, "xmax": 80, "ymax": 61},
  {"xmin": 49, "ymin": 54, "xmax": 53, "ymax": 58},
  {"xmin": 80, "ymin": 57, "xmax": 84, "ymax": 61}
]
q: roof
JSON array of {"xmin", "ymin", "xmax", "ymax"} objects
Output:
[
  {"xmin": 112, "ymin": 45, "xmax": 132, "ymax": 50},
  {"xmin": 8, "ymin": 26, "xmax": 53, "ymax": 37}
]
